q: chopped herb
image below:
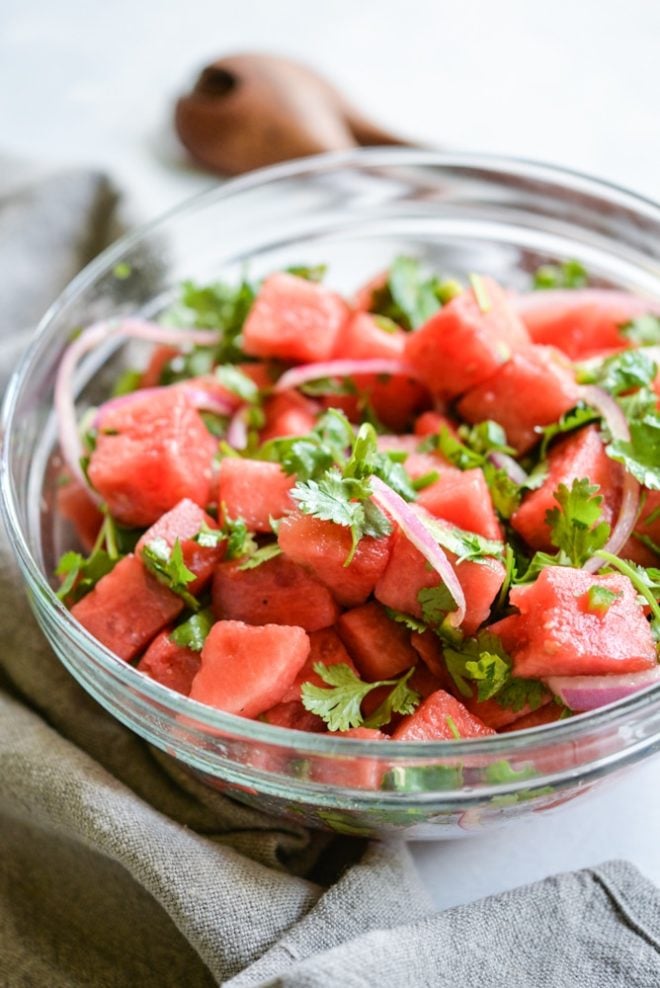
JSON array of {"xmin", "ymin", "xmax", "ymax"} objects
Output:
[
  {"xmin": 620, "ymin": 314, "xmax": 660, "ymax": 345},
  {"xmin": 111, "ymin": 369, "xmax": 142, "ymax": 397},
  {"xmin": 215, "ymin": 364, "xmax": 260, "ymax": 402},
  {"xmin": 384, "ymin": 607, "xmax": 428, "ymax": 633},
  {"xmin": 169, "ymin": 608, "xmax": 214, "ymax": 652},
  {"xmin": 585, "ymin": 584, "xmax": 622, "ymax": 615},
  {"xmin": 442, "ymin": 631, "xmax": 512, "ymax": 701},
  {"xmin": 532, "ymin": 259, "xmax": 588, "ymax": 290},
  {"xmin": 606, "ymin": 404, "xmax": 660, "ymax": 491},
  {"xmin": 160, "ymin": 277, "xmax": 256, "ymax": 370},
  {"xmin": 495, "ymin": 678, "xmax": 546, "ymax": 713},
  {"xmin": 445, "ymin": 714, "xmax": 461, "ymax": 739},
  {"xmin": 418, "ymin": 585, "xmax": 458, "ymax": 628},
  {"xmin": 577, "ymin": 349, "xmax": 657, "ymax": 395},
  {"xmin": 594, "ymin": 551, "xmax": 660, "ymax": 639},
  {"xmin": 237, "ymin": 543, "xmax": 282, "ymax": 570},
  {"xmin": 538, "ymin": 403, "xmax": 600, "ymax": 458},
  {"xmin": 55, "ymin": 548, "xmax": 116, "ymax": 603},
  {"xmin": 141, "ymin": 537, "xmax": 200, "ymax": 610},
  {"xmin": 420, "ymin": 513, "xmax": 504, "ymax": 565},
  {"xmin": 300, "ymin": 662, "xmax": 419, "ymax": 732},
  {"xmin": 469, "ymin": 273, "xmax": 491, "ymax": 313},
  {"xmin": 411, "ymin": 470, "xmax": 440, "ymax": 492},
  {"xmin": 369, "ymin": 256, "xmax": 456, "ymax": 330},
  {"xmin": 546, "ymin": 478, "xmax": 611, "ymax": 567},
  {"xmin": 285, "ymin": 264, "xmax": 327, "ymax": 282}
]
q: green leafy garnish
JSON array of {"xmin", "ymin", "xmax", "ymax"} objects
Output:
[
  {"xmin": 469, "ymin": 273, "xmax": 491, "ymax": 313},
  {"xmin": 111, "ymin": 368, "xmax": 142, "ymax": 397},
  {"xmin": 420, "ymin": 514, "xmax": 504, "ymax": 565},
  {"xmin": 546, "ymin": 478, "xmax": 611, "ymax": 567},
  {"xmin": 443, "ymin": 633, "xmax": 511, "ymax": 700},
  {"xmin": 141, "ymin": 538, "xmax": 200, "ymax": 610},
  {"xmin": 285, "ymin": 264, "xmax": 327, "ymax": 282},
  {"xmin": 369, "ymin": 256, "xmax": 459, "ymax": 330},
  {"xmin": 532, "ymin": 259, "xmax": 588, "ymax": 290},
  {"xmin": 585, "ymin": 584, "xmax": 622, "ymax": 615},
  {"xmin": 577, "ymin": 349, "xmax": 657, "ymax": 395},
  {"xmin": 538, "ymin": 403, "xmax": 600, "ymax": 458},
  {"xmin": 494, "ymin": 678, "xmax": 546, "ymax": 713},
  {"xmin": 594, "ymin": 552, "xmax": 660, "ymax": 639},
  {"xmin": 55, "ymin": 548, "xmax": 116, "ymax": 603},
  {"xmin": 300, "ymin": 662, "xmax": 419, "ymax": 732},
  {"xmin": 215, "ymin": 364, "xmax": 260, "ymax": 402},
  {"xmin": 418, "ymin": 585, "xmax": 458, "ymax": 628},
  {"xmin": 384, "ymin": 607, "xmax": 428, "ymax": 633},
  {"xmin": 237, "ymin": 543, "xmax": 282, "ymax": 570},
  {"xmin": 445, "ymin": 715, "xmax": 461, "ymax": 739},
  {"xmin": 169, "ymin": 608, "xmax": 214, "ymax": 652},
  {"xmin": 620, "ymin": 314, "xmax": 660, "ymax": 345},
  {"xmin": 606, "ymin": 405, "xmax": 660, "ymax": 491}
]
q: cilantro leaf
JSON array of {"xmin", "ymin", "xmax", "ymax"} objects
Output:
[
  {"xmin": 215, "ymin": 365, "xmax": 260, "ymax": 402},
  {"xmin": 445, "ymin": 714, "xmax": 461, "ymax": 739},
  {"xmin": 285, "ymin": 264, "xmax": 327, "ymax": 282},
  {"xmin": 532, "ymin": 259, "xmax": 588, "ymax": 290},
  {"xmin": 344, "ymin": 422, "xmax": 416, "ymax": 501},
  {"xmin": 237, "ymin": 543, "xmax": 282, "ymax": 570},
  {"xmin": 443, "ymin": 631, "xmax": 512, "ymax": 700},
  {"xmin": 418, "ymin": 585, "xmax": 457, "ymax": 628},
  {"xmin": 485, "ymin": 760, "xmax": 537, "ymax": 784},
  {"xmin": 494, "ymin": 678, "xmax": 546, "ymax": 713},
  {"xmin": 141, "ymin": 538, "xmax": 200, "ymax": 610},
  {"xmin": 457, "ymin": 420, "xmax": 514, "ymax": 457},
  {"xmin": 420, "ymin": 513, "xmax": 504, "ymax": 564},
  {"xmin": 111, "ymin": 369, "xmax": 142, "ymax": 397},
  {"xmin": 464, "ymin": 651, "xmax": 511, "ymax": 702},
  {"xmin": 594, "ymin": 552, "xmax": 660, "ymax": 640},
  {"xmin": 160, "ymin": 277, "xmax": 256, "ymax": 370},
  {"xmin": 546, "ymin": 478, "xmax": 611, "ymax": 566},
  {"xmin": 291, "ymin": 471, "xmax": 381, "ymax": 562},
  {"xmin": 369, "ymin": 257, "xmax": 459, "ymax": 330},
  {"xmin": 620, "ymin": 314, "xmax": 660, "ymax": 345},
  {"xmin": 538, "ymin": 403, "xmax": 600, "ymax": 458},
  {"xmin": 55, "ymin": 548, "xmax": 116, "ymax": 603},
  {"xmin": 384, "ymin": 607, "xmax": 428, "ymax": 633},
  {"xmin": 607, "ymin": 407, "xmax": 660, "ymax": 490},
  {"xmin": 169, "ymin": 608, "xmax": 214, "ymax": 652},
  {"xmin": 300, "ymin": 662, "xmax": 420, "ymax": 732},
  {"xmin": 577, "ymin": 349, "xmax": 657, "ymax": 395}
]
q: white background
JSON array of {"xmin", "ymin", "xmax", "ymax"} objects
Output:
[{"xmin": 2, "ymin": 0, "xmax": 660, "ymax": 909}]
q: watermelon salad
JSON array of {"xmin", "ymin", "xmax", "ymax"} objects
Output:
[{"xmin": 53, "ymin": 258, "xmax": 660, "ymax": 748}]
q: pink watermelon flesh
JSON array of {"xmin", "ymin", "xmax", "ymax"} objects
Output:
[
  {"xmin": 190, "ymin": 620, "xmax": 310, "ymax": 718},
  {"xmin": 277, "ymin": 511, "xmax": 392, "ymax": 607},
  {"xmin": 218, "ymin": 458, "xmax": 294, "ymax": 533},
  {"xmin": 457, "ymin": 345, "xmax": 581, "ymax": 453},
  {"xmin": 137, "ymin": 628, "xmax": 201, "ymax": 695},
  {"xmin": 71, "ymin": 555, "xmax": 183, "ymax": 661},
  {"xmin": 260, "ymin": 392, "xmax": 318, "ymax": 442},
  {"xmin": 507, "ymin": 567, "xmax": 656, "ymax": 677},
  {"xmin": 337, "ymin": 601, "xmax": 419, "ymax": 681},
  {"xmin": 511, "ymin": 425, "xmax": 623, "ymax": 552},
  {"xmin": 136, "ymin": 498, "xmax": 224, "ymax": 594},
  {"xmin": 333, "ymin": 311, "xmax": 406, "ymax": 359},
  {"xmin": 417, "ymin": 468, "xmax": 502, "ymax": 541},
  {"xmin": 242, "ymin": 272, "xmax": 349, "ymax": 362},
  {"xmin": 212, "ymin": 555, "xmax": 340, "ymax": 631},
  {"xmin": 404, "ymin": 276, "xmax": 530, "ymax": 399},
  {"xmin": 88, "ymin": 389, "xmax": 216, "ymax": 527},
  {"xmin": 261, "ymin": 700, "xmax": 326, "ymax": 732},
  {"xmin": 374, "ymin": 529, "xmax": 505, "ymax": 636},
  {"xmin": 280, "ymin": 627, "xmax": 358, "ymax": 704},
  {"xmin": 392, "ymin": 690, "xmax": 496, "ymax": 740}
]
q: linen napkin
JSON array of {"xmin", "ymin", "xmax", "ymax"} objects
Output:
[{"xmin": 1, "ymin": 167, "xmax": 660, "ymax": 988}]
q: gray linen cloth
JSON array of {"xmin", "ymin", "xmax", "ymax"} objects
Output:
[{"xmin": 1, "ymin": 167, "xmax": 660, "ymax": 988}]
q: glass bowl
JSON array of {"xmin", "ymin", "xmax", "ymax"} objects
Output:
[{"xmin": 3, "ymin": 149, "xmax": 660, "ymax": 840}]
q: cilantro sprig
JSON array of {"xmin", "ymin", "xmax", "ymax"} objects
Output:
[
  {"xmin": 606, "ymin": 401, "xmax": 660, "ymax": 491},
  {"xmin": 169, "ymin": 608, "xmax": 214, "ymax": 651},
  {"xmin": 55, "ymin": 510, "xmax": 125, "ymax": 603},
  {"xmin": 369, "ymin": 256, "xmax": 461, "ymax": 330},
  {"xmin": 442, "ymin": 631, "xmax": 546, "ymax": 712},
  {"xmin": 300, "ymin": 662, "xmax": 420, "ymax": 731},
  {"xmin": 141, "ymin": 538, "xmax": 200, "ymax": 610},
  {"xmin": 620, "ymin": 314, "xmax": 660, "ymax": 345},
  {"xmin": 546, "ymin": 478, "xmax": 611, "ymax": 567}
]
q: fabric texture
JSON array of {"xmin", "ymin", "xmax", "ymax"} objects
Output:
[{"xmin": 1, "ymin": 166, "xmax": 659, "ymax": 987}]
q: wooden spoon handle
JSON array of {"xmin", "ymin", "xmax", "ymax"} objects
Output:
[{"xmin": 175, "ymin": 52, "xmax": 412, "ymax": 176}]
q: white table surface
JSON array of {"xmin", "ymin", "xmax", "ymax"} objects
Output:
[{"xmin": 2, "ymin": 0, "xmax": 660, "ymax": 911}]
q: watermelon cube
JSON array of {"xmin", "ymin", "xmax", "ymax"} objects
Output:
[
  {"xmin": 414, "ymin": 411, "xmax": 459, "ymax": 438},
  {"xmin": 88, "ymin": 389, "xmax": 216, "ymax": 527},
  {"xmin": 417, "ymin": 468, "xmax": 502, "ymax": 540},
  {"xmin": 71, "ymin": 555, "xmax": 183, "ymax": 661},
  {"xmin": 218, "ymin": 458, "xmax": 294, "ymax": 532},
  {"xmin": 457, "ymin": 345, "xmax": 581, "ymax": 453},
  {"xmin": 462, "ymin": 691, "xmax": 552, "ymax": 731},
  {"xmin": 279, "ymin": 627, "xmax": 358, "ymax": 703},
  {"xmin": 189, "ymin": 620, "xmax": 310, "ymax": 718},
  {"xmin": 404, "ymin": 277, "xmax": 530, "ymax": 399},
  {"xmin": 260, "ymin": 392, "xmax": 318, "ymax": 442},
  {"xmin": 137, "ymin": 627, "xmax": 201, "ymax": 695},
  {"xmin": 313, "ymin": 727, "xmax": 388, "ymax": 789},
  {"xmin": 337, "ymin": 601, "xmax": 419, "ymax": 680},
  {"xmin": 507, "ymin": 567, "xmax": 657, "ymax": 677},
  {"xmin": 515, "ymin": 289, "xmax": 654, "ymax": 359},
  {"xmin": 499, "ymin": 701, "xmax": 565, "ymax": 732},
  {"xmin": 410, "ymin": 630, "xmax": 453, "ymax": 688},
  {"xmin": 511, "ymin": 425, "xmax": 623, "ymax": 551},
  {"xmin": 333, "ymin": 311, "xmax": 407, "ymax": 360},
  {"xmin": 136, "ymin": 498, "xmax": 224, "ymax": 594},
  {"xmin": 374, "ymin": 530, "xmax": 505, "ymax": 636},
  {"xmin": 242, "ymin": 273, "xmax": 350, "ymax": 363},
  {"xmin": 278, "ymin": 511, "xmax": 392, "ymax": 607},
  {"xmin": 212, "ymin": 555, "xmax": 340, "ymax": 631},
  {"xmin": 392, "ymin": 690, "xmax": 496, "ymax": 740},
  {"xmin": 363, "ymin": 374, "xmax": 431, "ymax": 432},
  {"xmin": 261, "ymin": 700, "xmax": 327, "ymax": 732}
]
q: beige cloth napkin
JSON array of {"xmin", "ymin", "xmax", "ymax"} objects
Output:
[{"xmin": 1, "ymin": 166, "xmax": 660, "ymax": 987}]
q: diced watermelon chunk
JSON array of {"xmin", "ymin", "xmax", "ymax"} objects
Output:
[
  {"xmin": 404, "ymin": 277, "xmax": 530, "ymax": 399},
  {"xmin": 218, "ymin": 458, "xmax": 294, "ymax": 533},
  {"xmin": 337, "ymin": 601, "xmax": 419, "ymax": 680},
  {"xmin": 392, "ymin": 690, "xmax": 496, "ymax": 740},
  {"xmin": 514, "ymin": 290, "xmax": 656, "ymax": 359},
  {"xmin": 56, "ymin": 476, "xmax": 103, "ymax": 553},
  {"xmin": 136, "ymin": 627, "xmax": 201, "ymax": 695},
  {"xmin": 313, "ymin": 726, "xmax": 388, "ymax": 789},
  {"xmin": 189, "ymin": 620, "xmax": 310, "ymax": 718},
  {"xmin": 279, "ymin": 627, "xmax": 358, "ymax": 703},
  {"xmin": 71, "ymin": 555, "xmax": 183, "ymax": 661},
  {"xmin": 414, "ymin": 411, "xmax": 458, "ymax": 438},
  {"xmin": 136, "ymin": 498, "xmax": 224, "ymax": 594},
  {"xmin": 499, "ymin": 702, "xmax": 566, "ymax": 732},
  {"xmin": 417, "ymin": 468, "xmax": 502, "ymax": 541},
  {"xmin": 462, "ymin": 691, "xmax": 552, "ymax": 731},
  {"xmin": 511, "ymin": 425, "xmax": 623, "ymax": 551},
  {"xmin": 410, "ymin": 630, "xmax": 454, "ymax": 689},
  {"xmin": 457, "ymin": 345, "xmax": 581, "ymax": 453},
  {"xmin": 261, "ymin": 700, "xmax": 326, "ymax": 732},
  {"xmin": 212, "ymin": 555, "xmax": 340, "ymax": 631},
  {"xmin": 374, "ymin": 530, "xmax": 505, "ymax": 636},
  {"xmin": 88, "ymin": 389, "xmax": 216, "ymax": 527},
  {"xmin": 333, "ymin": 311, "xmax": 406, "ymax": 359},
  {"xmin": 507, "ymin": 567, "xmax": 657, "ymax": 677},
  {"xmin": 242, "ymin": 273, "xmax": 349, "ymax": 362},
  {"xmin": 278, "ymin": 511, "xmax": 392, "ymax": 607},
  {"xmin": 260, "ymin": 391, "xmax": 318, "ymax": 442}
]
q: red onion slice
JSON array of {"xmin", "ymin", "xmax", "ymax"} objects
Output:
[
  {"xmin": 580, "ymin": 384, "xmax": 641, "ymax": 573},
  {"xmin": 369, "ymin": 476, "xmax": 466, "ymax": 627},
  {"xmin": 546, "ymin": 666, "xmax": 660, "ymax": 711},
  {"xmin": 55, "ymin": 318, "xmax": 220, "ymax": 485},
  {"xmin": 274, "ymin": 359, "xmax": 417, "ymax": 394},
  {"xmin": 179, "ymin": 386, "xmax": 235, "ymax": 417},
  {"xmin": 488, "ymin": 451, "xmax": 529, "ymax": 485},
  {"xmin": 226, "ymin": 406, "xmax": 248, "ymax": 450}
]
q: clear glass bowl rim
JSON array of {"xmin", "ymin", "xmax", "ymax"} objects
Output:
[{"xmin": 2, "ymin": 145, "xmax": 660, "ymax": 762}]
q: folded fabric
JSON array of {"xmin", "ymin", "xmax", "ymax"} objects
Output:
[{"xmin": 1, "ymin": 167, "xmax": 659, "ymax": 987}]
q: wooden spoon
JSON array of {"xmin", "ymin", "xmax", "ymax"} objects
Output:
[{"xmin": 175, "ymin": 52, "xmax": 411, "ymax": 176}]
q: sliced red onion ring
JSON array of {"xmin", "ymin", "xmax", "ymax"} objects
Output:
[
  {"xmin": 369, "ymin": 476, "xmax": 466, "ymax": 627},
  {"xmin": 274, "ymin": 358, "xmax": 417, "ymax": 394},
  {"xmin": 179, "ymin": 386, "xmax": 235, "ymax": 417},
  {"xmin": 546, "ymin": 666, "xmax": 660, "ymax": 711},
  {"xmin": 226, "ymin": 405, "xmax": 248, "ymax": 450},
  {"xmin": 55, "ymin": 318, "xmax": 220, "ymax": 485},
  {"xmin": 580, "ymin": 384, "xmax": 641, "ymax": 573},
  {"xmin": 488, "ymin": 451, "xmax": 529, "ymax": 485}
]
